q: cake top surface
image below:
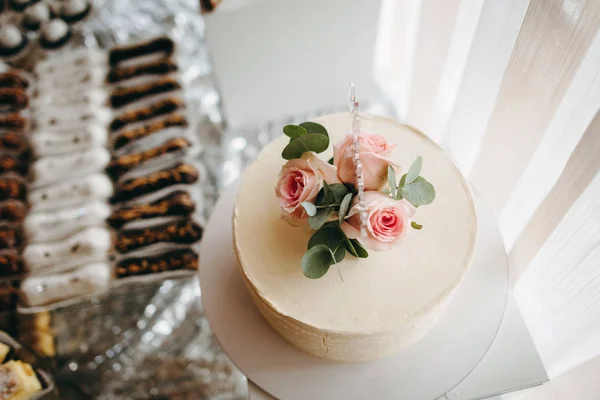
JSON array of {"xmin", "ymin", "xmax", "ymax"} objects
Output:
[{"xmin": 234, "ymin": 113, "xmax": 477, "ymax": 333}]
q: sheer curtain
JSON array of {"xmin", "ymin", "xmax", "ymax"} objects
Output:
[{"xmin": 375, "ymin": 0, "xmax": 600, "ymax": 379}]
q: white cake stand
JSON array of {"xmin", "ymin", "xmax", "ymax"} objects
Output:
[{"xmin": 200, "ymin": 181, "xmax": 509, "ymax": 400}]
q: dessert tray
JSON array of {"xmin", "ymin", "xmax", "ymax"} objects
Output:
[{"xmin": 200, "ymin": 179, "xmax": 509, "ymax": 400}]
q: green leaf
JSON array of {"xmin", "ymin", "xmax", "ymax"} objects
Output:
[
  {"xmin": 308, "ymin": 207, "xmax": 332, "ymax": 230},
  {"xmin": 387, "ymin": 165, "xmax": 397, "ymax": 197},
  {"xmin": 308, "ymin": 224, "xmax": 346, "ymax": 262},
  {"xmin": 299, "ymin": 122, "xmax": 328, "ymax": 137},
  {"xmin": 396, "ymin": 174, "xmax": 407, "ymax": 199},
  {"xmin": 344, "ymin": 235, "xmax": 359, "ymax": 257},
  {"xmin": 302, "ymin": 244, "xmax": 335, "ymax": 279},
  {"xmin": 327, "ymin": 156, "xmax": 334, "ymax": 165},
  {"xmin": 401, "ymin": 176, "xmax": 436, "ymax": 206},
  {"xmin": 411, "ymin": 221, "xmax": 423, "ymax": 230},
  {"xmin": 301, "ymin": 202, "xmax": 317, "ymax": 217},
  {"xmin": 338, "ymin": 193, "xmax": 353, "ymax": 224},
  {"xmin": 327, "ymin": 183, "xmax": 349, "ymax": 204},
  {"xmin": 343, "ymin": 183, "xmax": 356, "ymax": 195},
  {"xmin": 283, "ymin": 125, "xmax": 307, "ymax": 139},
  {"xmin": 281, "ymin": 133, "xmax": 329, "ymax": 160},
  {"xmin": 406, "ymin": 156, "xmax": 422, "ymax": 184},
  {"xmin": 350, "ymin": 239, "xmax": 369, "ymax": 258}
]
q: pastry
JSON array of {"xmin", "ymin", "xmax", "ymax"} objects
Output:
[
  {"xmin": 0, "ymin": 114, "xmax": 26, "ymax": 131},
  {"xmin": 0, "ymin": 201, "xmax": 27, "ymax": 224},
  {"xmin": 31, "ymin": 125, "xmax": 106, "ymax": 157},
  {"xmin": 33, "ymin": 88, "xmax": 107, "ymax": 108},
  {"xmin": 0, "ymin": 72, "xmax": 29, "ymax": 89},
  {"xmin": 35, "ymin": 107, "xmax": 111, "ymax": 131},
  {"xmin": 0, "ymin": 250, "xmax": 24, "ymax": 277},
  {"xmin": 0, "ymin": 343, "xmax": 9, "ymax": 362},
  {"xmin": 107, "ymin": 58, "xmax": 178, "ymax": 84},
  {"xmin": 22, "ymin": 2, "xmax": 51, "ymax": 31},
  {"xmin": 111, "ymin": 162, "xmax": 199, "ymax": 203},
  {"xmin": 106, "ymin": 137, "xmax": 192, "ymax": 180},
  {"xmin": 59, "ymin": 0, "xmax": 91, "ymax": 24},
  {"xmin": 0, "ymin": 225, "xmax": 22, "ymax": 249},
  {"xmin": 234, "ymin": 113, "xmax": 477, "ymax": 361},
  {"xmin": 200, "ymin": 0, "xmax": 221, "ymax": 13},
  {"xmin": 23, "ymin": 226, "xmax": 111, "ymax": 272},
  {"xmin": 116, "ymin": 248, "xmax": 198, "ymax": 278},
  {"xmin": 8, "ymin": 0, "xmax": 36, "ymax": 11},
  {"xmin": 112, "ymin": 113, "xmax": 188, "ymax": 150},
  {"xmin": 110, "ymin": 97, "xmax": 184, "ymax": 131},
  {"xmin": 0, "ymin": 154, "xmax": 27, "ymax": 176},
  {"xmin": 0, "ymin": 25, "xmax": 28, "ymax": 58},
  {"xmin": 114, "ymin": 218, "xmax": 202, "ymax": 254},
  {"xmin": 31, "ymin": 147, "xmax": 110, "ymax": 186},
  {"xmin": 108, "ymin": 37, "xmax": 175, "ymax": 66},
  {"xmin": 0, "ymin": 89, "xmax": 28, "ymax": 111},
  {"xmin": 28, "ymin": 173, "xmax": 113, "ymax": 212},
  {"xmin": 21, "ymin": 261, "xmax": 111, "ymax": 307},
  {"xmin": 0, "ymin": 132, "xmax": 30, "ymax": 159},
  {"xmin": 39, "ymin": 19, "xmax": 71, "ymax": 49},
  {"xmin": 108, "ymin": 190, "xmax": 195, "ymax": 228},
  {"xmin": 0, "ymin": 177, "xmax": 26, "ymax": 202},
  {"xmin": 25, "ymin": 201, "xmax": 110, "ymax": 243},
  {"xmin": 110, "ymin": 77, "xmax": 181, "ymax": 108},
  {"xmin": 0, "ymin": 360, "xmax": 42, "ymax": 399}
]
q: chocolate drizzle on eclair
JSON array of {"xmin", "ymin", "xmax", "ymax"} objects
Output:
[
  {"xmin": 112, "ymin": 113, "xmax": 188, "ymax": 150},
  {"xmin": 110, "ymin": 77, "xmax": 181, "ymax": 108},
  {"xmin": 114, "ymin": 218, "xmax": 203, "ymax": 254},
  {"xmin": 108, "ymin": 37, "xmax": 175, "ymax": 66},
  {"xmin": 106, "ymin": 137, "xmax": 192, "ymax": 180},
  {"xmin": 0, "ymin": 113, "xmax": 26, "ymax": 131},
  {"xmin": 0, "ymin": 177, "xmax": 27, "ymax": 202},
  {"xmin": 116, "ymin": 248, "xmax": 198, "ymax": 278},
  {"xmin": 110, "ymin": 97, "xmax": 184, "ymax": 131},
  {"xmin": 0, "ymin": 72, "xmax": 29, "ymax": 89},
  {"xmin": 0, "ymin": 88, "xmax": 28, "ymax": 111},
  {"xmin": 0, "ymin": 153, "xmax": 28, "ymax": 176},
  {"xmin": 0, "ymin": 201, "xmax": 27, "ymax": 224},
  {"xmin": 108, "ymin": 190, "xmax": 195, "ymax": 228},
  {"xmin": 107, "ymin": 58, "xmax": 178, "ymax": 84},
  {"xmin": 0, "ymin": 224, "xmax": 22, "ymax": 249},
  {"xmin": 0, "ymin": 132, "xmax": 30, "ymax": 159},
  {"xmin": 111, "ymin": 162, "xmax": 199, "ymax": 203},
  {"xmin": 0, "ymin": 250, "xmax": 24, "ymax": 277}
]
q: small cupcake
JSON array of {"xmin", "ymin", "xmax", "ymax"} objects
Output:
[
  {"xmin": 22, "ymin": 2, "xmax": 51, "ymax": 31},
  {"xmin": 60, "ymin": 0, "xmax": 91, "ymax": 24},
  {"xmin": 8, "ymin": 0, "xmax": 37, "ymax": 12},
  {"xmin": 39, "ymin": 19, "xmax": 71, "ymax": 50},
  {"xmin": 0, "ymin": 25, "xmax": 28, "ymax": 58}
]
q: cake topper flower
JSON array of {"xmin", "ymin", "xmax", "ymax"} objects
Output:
[{"xmin": 275, "ymin": 120, "xmax": 436, "ymax": 279}]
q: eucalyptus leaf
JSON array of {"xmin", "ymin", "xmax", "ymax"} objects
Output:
[
  {"xmin": 338, "ymin": 193, "xmax": 353, "ymax": 224},
  {"xmin": 406, "ymin": 156, "xmax": 423, "ymax": 184},
  {"xmin": 411, "ymin": 221, "xmax": 423, "ymax": 230},
  {"xmin": 281, "ymin": 133, "xmax": 329, "ymax": 160},
  {"xmin": 301, "ymin": 202, "xmax": 317, "ymax": 217},
  {"xmin": 343, "ymin": 183, "xmax": 356, "ymax": 195},
  {"xmin": 350, "ymin": 239, "xmax": 369, "ymax": 258},
  {"xmin": 302, "ymin": 244, "xmax": 335, "ymax": 279},
  {"xmin": 387, "ymin": 165, "xmax": 397, "ymax": 196},
  {"xmin": 327, "ymin": 183, "xmax": 349, "ymax": 204},
  {"xmin": 283, "ymin": 125, "xmax": 307, "ymax": 139},
  {"xmin": 308, "ymin": 207, "xmax": 332, "ymax": 230},
  {"xmin": 328, "ymin": 156, "xmax": 334, "ymax": 165},
  {"xmin": 308, "ymin": 225, "xmax": 346, "ymax": 262},
  {"xmin": 299, "ymin": 121, "xmax": 328, "ymax": 137},
  {"xmin": 396, "ymin": 174, "xmax": 407, "ymax": 200},
  {"xmin": 401, "ymin": 176, "xmax": 436, "ymax": 206},
  {"xmin": 344, "ymin": 235, "xmax": 359, "ymax": 257}
]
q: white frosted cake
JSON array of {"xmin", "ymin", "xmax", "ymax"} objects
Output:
[{"xmin": 233, "ymin": 113, "xmax": 477, "ymax": 361}]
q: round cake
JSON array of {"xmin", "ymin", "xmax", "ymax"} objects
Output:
[{"xmin": 233, "ymin": 112, "xmax": 477, "ymax": 361}]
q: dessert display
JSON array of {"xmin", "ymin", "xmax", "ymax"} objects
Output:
[{"xmin": 233, "ymin": 112, "xmax": 477, "ymax": 361}]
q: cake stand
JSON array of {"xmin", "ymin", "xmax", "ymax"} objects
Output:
[{"xmin": 200, "ymin": 180, "xmax": 509, "ymax": 400}]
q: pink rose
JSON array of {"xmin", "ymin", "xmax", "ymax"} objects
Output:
[
  {"xmin": 275, "ymin": 152, "xmax": 339, "ymax": 222},
  {"xmin": 333, "ymin": 131, "xmax": 400, "ymax": 191},
  {"xmin": 342, "ymin": 191, "xmax": 415, "ymax": 251}
]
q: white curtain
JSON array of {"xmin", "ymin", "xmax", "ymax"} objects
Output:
[{"xmin": 375, "ymin": 0, "xmax": 600, "ymax": 379}]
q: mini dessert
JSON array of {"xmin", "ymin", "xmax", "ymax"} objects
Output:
[
  {"xmin": 108, "ymin": 190, "xmax": 195, "ymax": 228},
  {"xmin": 107, "ymin": 58, "xmax": 178, "ymax": 84},
  {"xmin": 21, "ymin": 262, "xmax": 111, "ymax": 307},
  {"xmin": 0, "ymin": 201, "xmax": 27, "ymax": 224},
  {"xmin": 114, "ymin": 218, "xmax": 203, "ymax": 254},
  {"xmin": 0, "ymin": 72, "xmax": 29, "ymax": 89},
  {"xmin": 0, "ymin": 114, "xmax": 26, "ymax": 131},
  {"xmin": 59, "ymin": 0, "xmax": 91, "ymax": 24},
  {"xmin": 39, "ymin": 19, "xmax": 71, "ymax": 50},
  {"xmin": 111, "ymin": 162, "xmax": 199, "ymax": 203},
  {"xmin": 31, "ymin": 125, "xmax": 106, "ymax": 157},
  {"xmin": 35, "ymin": 107, "xmax": 111, "ymax": 131},
  {"xmin": 0, "ymin": 360, "xmax": 42, "ymax": 399},
  {"xmin": 0, "ymin": 250, "xmax": 24, "ymax": 277},
  {"xmin": 33, "ymin": 88, "xmax": 107, "ymax": 108},
  {"xmin": 112, "ymin": 113, "xmax": 188, "ymax": 150},
  {"xmin": 22, "ymin": 2, "xmax": 51, "ymax": 31},
  {"xmin": 0, "ymin": 132, "xmax": 30, "ymax": 160},
  {"xmin": 8, "ymin": 0, "xmax": 36, "ymax": 12},
  {"xmin": 0, "ymin": 89, "xmax": 28, "ymax": 112},
  {"xmin": 110, "ymin": 77, "xmax": 181, "ymax": 108},
  {"xmin": 0, "ymin": 225, "xmax": 22, "ymax": 249},
  {"xmin": 108, "ymin": 37, "xmax": 175, "ymax": 66},
  {"xmin": 28, "ymin": 173, "xmax": 113, "ymax": 212},
  {"xmin": 106, "ymin": 137, "xmax": 192, "ymax": 180},
  {"xmin": 0, "ymin": 154, "xmax": 28, "ymax": 176},
  {"xmin": 110, "ymin": 97, "xmax": 185, "ymax": 131},
  {"xmin": 0, "ymin": 25, "xmax": 28, "ymax": 58},
  {"xmin": 0, "ymin": 343, "xmax": 9, "ymax": 362},
  {"xmin": 23, "ymin": 226, "xmax": 111, "ymax": 272},
  {"xmin": 31, "ymin": 147, "xmax": 110, "ymax": 186},
  {"xmin": 0, "ymin": 177, "xmax": 27, "ymax": 202},
  {"xmin": 24, "ymin": 201, "xmax": 110, "ymax": 243},
  {"xmin": 116, "ymin": 248, "xmax": 198, "ymax": 278}
]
